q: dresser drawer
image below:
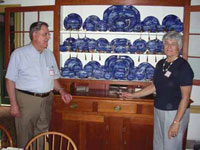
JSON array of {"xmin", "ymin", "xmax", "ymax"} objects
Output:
[
  {"xmin": 98, "ymin": 101, "xmax": 137, "ymax": 114},
  {"xmin": 66, "ymin": 100, "xmax": 94, "ymax": 112}
]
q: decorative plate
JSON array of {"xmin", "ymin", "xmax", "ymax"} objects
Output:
[
  {"xmin": 132, "ymin": 39, "xmax": 147, "ymax": 53},
  {"xmin": 64, "ymin": 13, "xmax": 82, "ymax": 30},
  {"xmin": 62, "ymin": 37, "xmax": 76, "ymax": 51},
  {"xmin": 103, "ymin": 5, "xmax": 140, "ymax": 32},
  {"xmin": 87, "ymin": 38, "xmax": 97, "ymax": 51},
  {"xmin": 96, "ymin": 20, "xmax": 108, "ymax": 31},
  {"xmin": 162, "ymin": 14, "xmax": 183, "ymax": 32},
  {"xmin": 64, "ymin": 57, "xmax": 82, "ymax": 71},
  {"xmin": 83, "ymin": 15, "xmax": 101, "ymax": 31},
  {"xmin": 142, "ymin": 16, "xmax": 160, "ymax": 32},
  {"xmin": 97, "ymin": 38, "xmax": 110, "ymax": 52},
  {"xmin": 146, "ymin": 39, "xmax": 164, "ymax": 53},
  {"xmin": 110, "ymin": 38, "xmax": 131, "ymax": 53}
]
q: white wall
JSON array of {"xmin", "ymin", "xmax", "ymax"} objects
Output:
[{"xmin": 187, "ymin": 86, "xmax": 200, "ymax": 141}]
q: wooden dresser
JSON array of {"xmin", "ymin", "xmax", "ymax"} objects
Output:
[{"xmin": 51, "ymin": 89, "xmax": 154, "ymax": 150}]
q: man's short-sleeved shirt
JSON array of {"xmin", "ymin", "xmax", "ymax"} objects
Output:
[
  {"xmin": 6, "ymin": 44, "xmax": 60, "ymax": 93},
  {"xmin": 153, "ymin": 57, "xmax": 194, "ymax": 110}
]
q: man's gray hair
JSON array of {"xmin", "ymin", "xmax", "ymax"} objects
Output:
[
  {"xmin": 29, "ymin": 21, "xmax": 49, "ymax": 41},
  {"xmin": 162, "ymin": 31, "xmax": 183, "ymax": 49}
]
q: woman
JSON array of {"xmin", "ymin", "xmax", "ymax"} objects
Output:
[{"xmin": 121, "ymin": 31, "xmax": 194, "ymax": 150}]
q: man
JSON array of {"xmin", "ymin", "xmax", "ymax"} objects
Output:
[{"xmin": 6, "ymin": 21, "xmax": 72, "ymax": 148}]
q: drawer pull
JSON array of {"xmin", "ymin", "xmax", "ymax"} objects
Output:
[
  {"xmin": 70, "ymin": 103, "xmax": 78, "ymax": 109},
  {"xmin": 114, "ymin": 105, "xmax": 121, "ymax": 111}
]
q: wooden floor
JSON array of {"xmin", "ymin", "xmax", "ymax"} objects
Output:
[{"xmin": 0, "ymin": 106, "xmax": 17, "ymax": 147}]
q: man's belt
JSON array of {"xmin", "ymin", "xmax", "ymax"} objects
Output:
[{"xmin": 17, "ymin": 89, "xmax": 51, "ymax": 97}]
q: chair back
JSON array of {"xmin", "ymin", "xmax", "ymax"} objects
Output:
[
  {"xmin": 0, "ymin": 124, "xmax": 13, "ymax": 148},
  {"xmin": 25, "ymin": 131, "xmax": 77, "ymax": 150}
]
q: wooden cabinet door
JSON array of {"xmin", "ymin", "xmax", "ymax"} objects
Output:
[
  {"xmin": 84, "ymin": 121, "xmax": 107, "ymax": 150},
  {"xmin": 54, "ymin": 117, "xmax": 106, "ymax": 150},
  {"xmin": 123, "ymin": 118, "xmax": 153, "ymax": 150},
  {"xmin": 108, "ymin": 117, "xmax": 126, "ymax": 150}
]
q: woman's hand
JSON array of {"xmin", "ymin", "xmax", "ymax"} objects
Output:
[
  {"xmin": 168, "ymin": 122, "xmax": 180, "ymax": 139},
  {"xmin": 119, "ymin": 92, "xmax": 134, "ymax": 99}
]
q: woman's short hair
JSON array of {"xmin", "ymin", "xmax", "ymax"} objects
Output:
[
  {"xmin": 29, "ymin": 21, "xmax": 49, "ymax": 40},
  {"xmin": 162, "ymin": 31, "xmax": 183, "ymax": 49}
]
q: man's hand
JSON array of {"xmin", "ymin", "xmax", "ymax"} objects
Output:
[
  {"xmin": 59, "ymin": 89, "xmax": 72, "ymax": 104},
  {"xmin": 10, "ymin": 104, "xmax": 20, "ymax": 117}
]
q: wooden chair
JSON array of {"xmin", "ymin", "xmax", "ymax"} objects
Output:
[
  {"xmin": 25, "ymin": 131, "xmax": 77, "ymax": 150},
  {"xmin": 0, "ymin": 124, "xmax": 13, "ymax": 148}
]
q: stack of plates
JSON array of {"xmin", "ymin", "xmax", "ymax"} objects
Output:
[
  {"xmin": 135, "ymin": 62, "xmax": 155, "ymax": 80},
  {"xmin": 64, "ymin": 57, "xmax": 83, "ymax": 72},
  {"xmin": 104, "ymin": 55, "xmax": 134, "ymax": 80},
  {"xmin": 110, "ymin": 38, "xmax": 131, "ymax": 53}
]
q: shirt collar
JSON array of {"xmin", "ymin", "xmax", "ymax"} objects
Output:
[{"xmin": 30, "ymin": 43, "xmax": 47, "ymax": 55}]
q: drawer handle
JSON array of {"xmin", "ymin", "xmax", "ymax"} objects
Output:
[
  {"xmin": 114, "ymin": 105, "xmax": 121, "ymax": 111},
  {"xmin": 70, "ymin": 104, "xmax": 78, "ymax": 109}
]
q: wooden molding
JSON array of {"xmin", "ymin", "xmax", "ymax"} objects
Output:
[
  {"xmin": 0, "ymin": 5, "xmax": 20, "ymax": 13},
  {"xmin": 56, "ymin": 0, "xmax": 186, "ymax": 6},
  {"xmin": 190, "ymin": 105, "xmax": 200, "ymax": 114}
]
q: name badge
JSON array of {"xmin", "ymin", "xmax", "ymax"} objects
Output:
[{"xmin": 164, "ymin": 71, "xmax": 171, "ymax": 78}]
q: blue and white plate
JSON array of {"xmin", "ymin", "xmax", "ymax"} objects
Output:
[
  {"xmin": 113, "ymin": 71, "xmax": 126, "ymax": 80},
  {"xmin": 142, "ymin": 16, "xmax": 160, "ymax": 32},
  {"xmin": 64, "ymin": 13, "xmax": 82, "ymax": 30},
  {"xmin": 119, "ymin": 55, "xmax": 135, "ymax": 69},
  {"xmin": 64, "ymin": 57, "xmax": 83, "ymax": 71},
  {"xmin": 132, "ymin": 23, "xmax": 142, "ymax": 32},
  {"xmin": 59, "ymin": 45, "xmax": 68, "ymax": 52},
  {"xmin": 87, "ymin": 38, "xmax": 97, "ymax": 51},
  {"xmin": 96, "ymin": 20, "xmax": 108, "ymax": 31},
  {"xmin": 62, "ymin": 37, "xmax": 76, "ymax": 51},
  {"xmin": 146, "ymin": 39, "xmax": 164, "ymax": 53},
  {"xmin": 103, "ymin": 5, "xmax": 140, "ymax": 32},
  {"xmin": 97, "ymin": 38, "xmax": 110, "ymax": 52},
  {"xmin": 84, "ymin": 61, "xmax": 101, "ymax": 74},
  {"xmin": 104, "ymin": 71, "xmax": 113, "ymax": 80},
  {"xmin": 110, "ymin": 38, "xmax": 131, "ymax": 53},
  {"xmin": 77, "ymin": 70, "xmax": 88, "ymax": 78},
  {"xmin": 156, "ymin": 25, "xmax": 166, "ymax": 32},
  {"xmin": 162, "ymin": 14, "xmax": 183, "ymax": 32},
  {"xmin": 74, "ymin": 38, "xmax": 87, "ymax": 52},
  {"xmin": 132, "ymin": 39, "xmax": 147, "ymax": 53},
  {"xmin": 83, "ymin": 15, "xmax": 101, "ymax": 31},
  {"xmin": 93, "ymin": 69, "xmax": 105, "ymax": 79},
  {"xmin": 104, "ymin": 55, "xmax": 118, "ymax": 70}
]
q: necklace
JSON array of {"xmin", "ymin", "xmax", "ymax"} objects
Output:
[{"xmin": 162, "ymin": 57, "xmax": 178, "ymax": 72}]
